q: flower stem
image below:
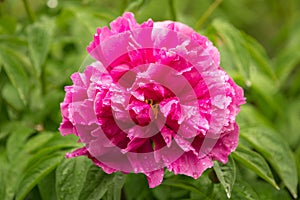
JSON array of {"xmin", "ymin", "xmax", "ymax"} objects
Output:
[
  {"xmin": 168, "ymin": 0, "xmax": 177, "ymax": 21},
  {"xmin": 22, "ymin": 0, "xmax": 35, "ymax": 23},
  {"xmin": 194, "ymin": 0, "xmax": 223, "ymax": 30}
]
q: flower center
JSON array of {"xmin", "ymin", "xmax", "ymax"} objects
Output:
[{"xmin": 145, "ymin": 99, "xmax": 159, "ymax": 119}]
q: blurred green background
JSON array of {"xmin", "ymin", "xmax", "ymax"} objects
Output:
[{"xmin": 0, "ymin": 0, "xmax": 299, "ymax": 199}]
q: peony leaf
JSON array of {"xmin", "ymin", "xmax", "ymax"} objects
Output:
[
  {"xmin": 296, "ymin": 147, "xmax": 300, "ymax": 192},
  {"xmin": 233, "ymin": 145, "xmax": 279, "ymax": 189},
  {"xmin": 240, "ymin": 32, "xmax": 277, "ymax": 81},
  {"xmin": 27, "ymin": 18, "xmax": 54, "ymax": 78},
  {"xmin": 40, "ymin": 133, "xmax": 81, "ymax": 150},
  {"xmin": 254, "ymin": 180, "xmax": 293, "ymax": 200},
  {"xmin": 13, "ymin": 134, "xmax": 79, "ymax": 200},
  {"xmin": 125, "ymin": 0, "xmax": 151, "ymax": 13},
  {"xmin": 0, "ymin": 150, "xmax": 7, "ymax": 200},
  {"xmin": 1, "ymin": 123, "xmax": 33, "ymax": 200},
  {"xmin": 105, "ymin": 173, "xmax": 126, "ymax": 200},
  {"xmin": 1, "ymin": 84, "xmax": 25, "ymax": 111},
  {"xmin": 79, "ymin": 165, "xmax": 116, "ymax": 200},
  {"xmin": 56, "ymin": 157, "xmax": 92, "ymax": 200},
  {"xmin": 6, "ymin": 125, "xmax": 33, "ymax": 162},
  {"xmin": 0, "ymin": 46, "xmax": 30, "ymax": 105},
  {"xmin": 38, "ymin": 171, "xmax": 57, "ymax": 200},
  {"xmin": 162, "ymin": 180, "xmax": 211, "ymax": 199},
  {"xmin": 241, "ymin": 127, "xmax": 298, "ymax": 199},
  {"xmin": 15, "ymin": 152, "xmax": 64, "ymax": 200},
  {"xmin": 124, "ymin": 174, "xmax": 155, "ymax": 200},
  {"xmin": 213, "ymin": 155, "xmax": 236, "ymax": 198},
  {"xmin": 231, "ymin": 179, "xmax": 259, "ymax": 200},
  {"xmin": 278, "ymin": 99, "xmax": 300, "ymax": 149},
  {"xmin": 274, "ymin": 42, "xmax": 300, "ymax": 87},
  {"xmin": 23, "ymin": 132, "xmax": 55, "ymax": 154},
  {"xmin": 210, "ymin": 19, "xmax": 276, "ymax": 82},
  {"xmin": 0, "ymin": 16, "xmax": 17, "ymax": 34},
  {"xmin": 211, "ymin": 19, "xmax": 251, "ymax": 81}
]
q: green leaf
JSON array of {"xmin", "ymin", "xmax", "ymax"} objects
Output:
[
  {"xmin": 295, "ymin": 147, "xmax": 300, "ymax": 198},
  {"xmin": 213, "ymin": 155, "xmax": 236, "ymax": 198},
  {"xmin": 1, "ymin": 123, "xmax": 34, "ymax": 200},
  {"xmin": 124, "ymin": 173, "xmax": 154, "ymax": 200},
  {"xmin": 15, "ymin": 153, "xmax": 64, "ymax": 200},
  {"xmin": 23, "ymin": 132, "xmax": 55, "ymax": 154},
  {"xmin": 0, "ymin": 46, "xmax": 30, "ymax": 105},
  {"xmin": 241, "ymin": 127, "xmax": 298, "ymax": 198},
  {"xmin": 211, "ymin": 19, "xmax": 251, "ymax": 81},
  {"xmin": 1, "ymin": 83, "xmax": 25, "ymax": 111},
  {"xmin": 274, "ymin": 39, "xmax": 300, "ymax": 87},
  {"xmin": 6, "ymin": 125, "xmax": 33, "ymax": 162},
  {"xmin": 125, "ymin": 0, "xmax": 150, "ymax": 13},
  {"xmin": 152, "ymin": 185, "xmax": 171, "ymax": 200},
  {"xmin": 56, "ymin": 157, "xmax": 92, "ymax": 200},
  {"xmin": 79, "ymin": 165, "xmax": 116, "ymax": 200},
  {"xmin": 37, "ymin": 133, "xmax": 80, "ymax": 151},
  {"xmin": 248, "ymin": 67, "xmax": 281, "ymax": 115},
  {"xmin": 162, "ymin": 178, "xmax": 211, "ymax": 198},
  {"xmin": 233, "ymin": 145, "xmax": 279, "ymax": 189},
  {"xmin": 296, "ymin": 147, "xmax": 300, "ymax": 192},
  {"xmin": 241, "ymin": 32, "xmax": 277, "ymax": 81},
  {"xmin": 105, "ymin": 173, "xmax": 126, "ymax": 200},
  {"xmin": 27, "ymin": 18, "xmax": 55, "ymax": 78},
  {"xmin": 237, "ymin": 104, "xmax": 273, "ymax": 128},
  {"xmin": 38, "ymin": 171, "xmax": 57, "ymax": 200},
  {"xmin": 0, "ymin": 151, "xmax": 7, "ymax": 200},
  {"xmin": 231, "ymin": 179, "xmax": 259, "ymax": 200},
  {"xmin": 0, "ymin": 16, "xmax": 17, "ymax": 34},
  {"xmin": 10, "ymin": 133, "xmax": 78, "ymax": 200},
  {"xmin": 254, "ymin": 180, "xmax": 292, "ymax": 200}
]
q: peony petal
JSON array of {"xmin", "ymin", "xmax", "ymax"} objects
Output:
[
  {"xmin": 145, "ymin": 168, "xmax": 164, "ymax": 188},
  {"xmin": 167, "ymin": 151, "xmax": 213, "ymax": 179},
  {"xmin": 208, "ymin": 123, "xmax": 239, "ymax": 163}
]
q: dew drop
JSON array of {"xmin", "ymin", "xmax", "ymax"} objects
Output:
[
  {"xmin": 192, "ymin": 172, "xmax": 198, "ymax": 178},
  {"xmin": 133, "ymin": 167, "xmax": 139, "ymax": 173},
  {"xmin": 226, "ymin": 189, "xmax": 231, "ymax": 198},
  {"xmin": 205, "ymin": 41, "xmax": 209, "ymax": 47},
  {"xmin": 165, "ymin": 137, "xmax": 170, "ymax": 144}
]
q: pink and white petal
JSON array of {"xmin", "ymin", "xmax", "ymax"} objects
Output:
[
  {"xmin": 208, "ymin": 123, "xmax": 239, "ymax": 163},
  {"xmin": 69, "ymin": 99, "xmax": 98, "ymax": 125},
  {"xmin": 167, "ymin": 151, "xmax": 213, "ymax": 179},
  {"xmin": 160, "ymin": 126, "xmax": 176, "ymax": 147},
  {"xmin": 174, "ymin": 135, "xmax": 197, "ymax": 156},
  {"xmin": 145, "ymin": 168, "xmax": 164, "ymax": 188}
]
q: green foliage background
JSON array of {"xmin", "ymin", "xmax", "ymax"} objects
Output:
[{"xmin": 0, "ymin": 0, "xmax": 299, "ymax": 199}]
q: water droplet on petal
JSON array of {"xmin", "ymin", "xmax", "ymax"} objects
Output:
[
  {"xmin": 192, "ymin": 172, "xmax": 198, "ymax": 178},
  {"xmin": 165, "ymin": 137, "xmax": 170, "ymax": 144},
  {"xmin": 121, "ymin": 149, "xmax": 127, "ymax": 154}
]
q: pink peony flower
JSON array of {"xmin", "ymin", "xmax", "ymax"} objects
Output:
[{"xmin": 59, "ymin": 12, "xmax": 245, "ymax": 188}]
